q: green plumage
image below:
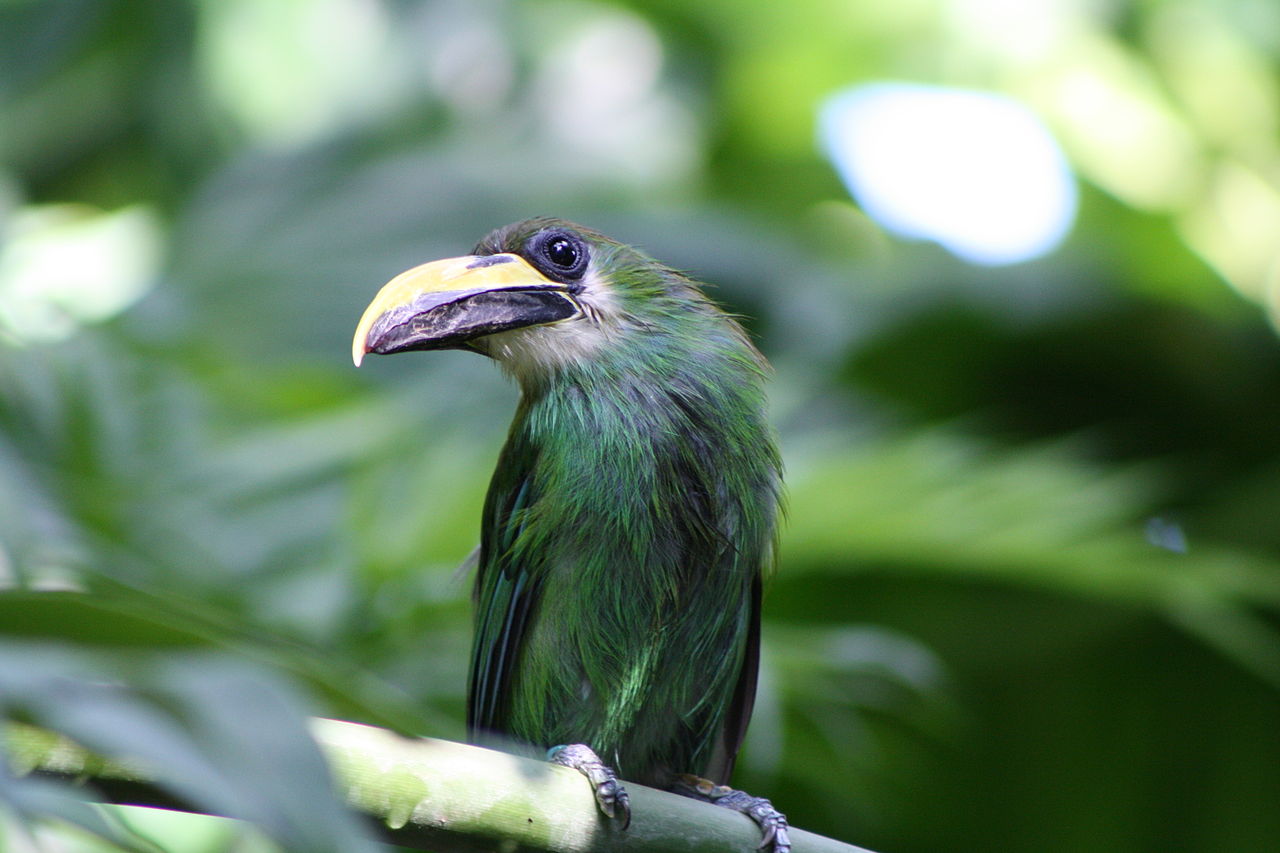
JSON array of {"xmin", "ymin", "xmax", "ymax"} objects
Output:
[{"xmin": 464, "ymin": 219, "xmax": 782, "ymax": 788}]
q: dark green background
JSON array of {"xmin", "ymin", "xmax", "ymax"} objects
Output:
[{"xmin": 2, "ymin": 2, "xmax": 1279, "ymax": 851}]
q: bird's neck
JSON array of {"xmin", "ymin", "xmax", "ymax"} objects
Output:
[{"xmin": 509, "ymin": 330, "xmax": 774, "ymax": 491}]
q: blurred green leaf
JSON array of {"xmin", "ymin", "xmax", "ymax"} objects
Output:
[{"xmin": 0, "ymin": 643, "xmax": 375, "ymax": 853}]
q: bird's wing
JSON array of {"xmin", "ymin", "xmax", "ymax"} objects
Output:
[
  {"xmin": 467, "ymin": 443, "xmax": 541, "ymax": 739},
  {"xmin": 702, "ymin": 571, "xmax": 761, "ymax": 783}
]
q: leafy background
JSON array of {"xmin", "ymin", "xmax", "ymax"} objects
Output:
[{"xmin": 2, "ymin": 1, "xmax": 1280, "ymax": 851}]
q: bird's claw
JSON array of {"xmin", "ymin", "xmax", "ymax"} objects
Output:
[
  {"xmin": 595, "ymin": 776, "xmax": 632, "ymax": 828},
  {"xmin": 751, "ymin": 804, "xmax": 789, "ymax": 852},
  {"xmin": 548, "ymin": 743, "xmax": 631, "ymax": 829},
  {"xmin": 672, "ymin": 774, "xmax": 790, "ymax": 853}
]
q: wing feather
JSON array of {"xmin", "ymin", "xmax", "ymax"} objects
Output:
[
  {"xmin": 701, "ymin": 572, "xmax": 761, "ymax": 783},
  {"xmin": 466, "ymin": 445, "xmax": 541, "ymax": 739}
]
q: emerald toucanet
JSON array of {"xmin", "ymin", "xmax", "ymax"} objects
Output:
[{"xmin": 353, "ymin": 218, "xmax": 788, "ymax": 851}]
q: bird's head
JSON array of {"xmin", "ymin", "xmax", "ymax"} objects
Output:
[{"xmin": 353, "ymin": 218, "xmax": 708, "ymax": 384}]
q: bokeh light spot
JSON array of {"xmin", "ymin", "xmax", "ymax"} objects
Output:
[
  {"xmin": 0, "ymin": 205, "xmax": 161, "ymax": 345},
  {"xmin": 820, "ymin": 83, "xmax": 1078, "ymax": 265},
  {"xmin": 197, "ymin": 0, "xmax": 395, "ymax": 146}
]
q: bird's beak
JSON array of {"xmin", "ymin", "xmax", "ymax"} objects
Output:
[{"xmin": 352, "ymin": 254, "xmax": 581, "ymax": 366}]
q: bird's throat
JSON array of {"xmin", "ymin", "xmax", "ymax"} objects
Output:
[{"xmin": 481, "ymin": 318, "xmax": 612, "ymax": 388}]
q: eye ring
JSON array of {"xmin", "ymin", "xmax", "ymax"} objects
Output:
[{"xmin": 528, "ymin": 229, "xmax": 589, "ymax": 282}]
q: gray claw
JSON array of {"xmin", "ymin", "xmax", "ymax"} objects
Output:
[
  {"xmin": 670, "ymin": 775, "xmax": 790, "ymax": 853},
  {"xmin": 548, "ymin": 743, "xmax": 631, "ymax": 829}
]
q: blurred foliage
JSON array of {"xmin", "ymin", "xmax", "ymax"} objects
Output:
[{"xmin": 1, "ymin": 1, "xmax": 1279, "ymax": 851}]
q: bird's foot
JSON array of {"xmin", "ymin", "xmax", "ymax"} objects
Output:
[
  {"xmin": 548, "ymin": 743, "xmax": 631, "ymax": 829},
  {"xmin": 671, "ymin": 774, "xmax": 790, "ymax": 853}
]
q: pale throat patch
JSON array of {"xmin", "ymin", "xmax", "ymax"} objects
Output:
[{"xmin": 480, "ymin": 265, "xmax": 619, "ymax": 381}]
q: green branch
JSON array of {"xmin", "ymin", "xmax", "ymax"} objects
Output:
[{"xmin": 6, "ymin": 718, "xmax": 875, "ymax": 853}]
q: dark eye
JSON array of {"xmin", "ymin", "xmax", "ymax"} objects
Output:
[
  {"xmin": 545, "ymin": 236, "xmax": 577, "ymax": 268},
  {"xmin": 529, "ymin": 229, "xmax": 589, "ymax": 281}
]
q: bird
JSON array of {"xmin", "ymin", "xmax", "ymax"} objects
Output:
[{"xmin": 352, "ymin": 217, "xmax": 788, "ymax": 851}]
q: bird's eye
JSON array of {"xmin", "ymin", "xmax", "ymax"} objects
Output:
[
  {"xmin": 546, "ymin": 237, "xmax": 577, "ymax": 268},
  {"xmin": 529, "ymin": 230, "xmax": 589, "ymax": 282}
]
